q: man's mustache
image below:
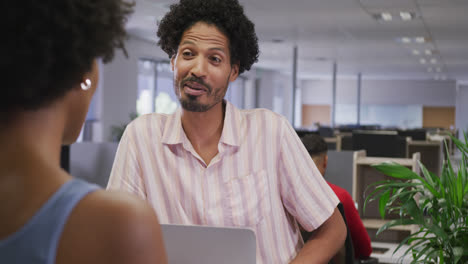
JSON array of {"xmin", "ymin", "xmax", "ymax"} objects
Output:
[{"xmin": 181, "ymin": 76, "xmax": 211, "ymax": 93}]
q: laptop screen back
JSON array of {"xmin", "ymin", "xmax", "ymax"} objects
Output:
[{"xmin": 161, "ymin": 224, "xmax": 256, "ymax": 264}]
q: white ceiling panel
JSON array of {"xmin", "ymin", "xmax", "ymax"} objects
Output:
[{"xmin": 129, "ymin": 0, "xmax": 468, "ymax": 81}]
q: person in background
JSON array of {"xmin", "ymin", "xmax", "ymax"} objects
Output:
[
  {"xmin": 107, "ymin": 0, "xmax": 346, "ymax": 263},
  {"xmin": 301, "ymin": 134, "xmax": 373, "ymax": 260},
  {"xmin": 0, "ymin": 1, "xmax": 167, "ymax": 263}
]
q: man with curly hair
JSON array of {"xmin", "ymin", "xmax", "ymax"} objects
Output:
[{"xmin": 108, "ymin": 0, "xmax": 346, "ymax": 263}]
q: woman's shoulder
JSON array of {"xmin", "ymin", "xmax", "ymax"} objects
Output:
[{"xmin": 55, "ymin": 190, "xmax": 167, "ymax": 264}]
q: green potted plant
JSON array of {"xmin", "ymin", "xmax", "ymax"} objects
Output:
[{"xmin": 365, "ymin": 133, "xmax": 468, "ymax": 263}]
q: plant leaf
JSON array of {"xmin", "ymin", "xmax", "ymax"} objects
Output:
[
  {"xmin": 402, "ymin": 198, "xmax": 424, "ymax": 224},
  {"xmin": 460, "ymin": 153, "xmax": 468, "ymax": 197},
  {"xmin": 457, "ymin": 168, "xmax": 464, "ymax": 208},
  {"xmin": 422, "ymin": 248, "xmax": 439, "ymax": 263},
  {"xmin": 427, "ymin": 222, "xmax": 449, "ymax": 241},
  {"xmin": 376, "ymin": 218, "xmax": 416, "ymax": 235},
  {"xmin": 414, "ymin": 244, "xmax": 435, "ymax": 263},
  {"xmin": 372, "ymin": 162, "xmax": 420, "ymax": 180},
  {"xmin": 418, "ymin": 161, "xmax": 440, "ymax": 197},
  {"xmin": 379, "ymin": 189, "xmax": 390, "ymax": 218},
  {"xmin": 454, "ymin": 247, "xmax": 464, "ymax": 263},
  {"xmin": 420, "ymin": 159, "xmax": 436, "ymax": 187},
  {"xmin": 451, "ymin": 134, "xmax": 468, "ymax": 154},
  {"xmin": 363, "ymin": 181, "xmax": 417, "ymax": 213}
]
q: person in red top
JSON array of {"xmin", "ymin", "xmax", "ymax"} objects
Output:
[{"xmin": 301, "ymin": 134, "xmax": 373, "ymax": 260}]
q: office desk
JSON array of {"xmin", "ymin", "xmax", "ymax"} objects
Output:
[{"xmin": 371, "ymin": 242, "xmax": 412, "ymax": 264}]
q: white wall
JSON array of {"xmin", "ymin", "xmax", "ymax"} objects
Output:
[
  {"xmin": 456, "ymin": 84, "xmax": 468, "ymax": 138},
  {"xmin": 301, "ymin": 79, "xmax": 456, "ymax": 106},
  {"xmin": 300, "ymin": 79, "xmax": 358, "ymax": 105},
  {"xmin": 256, "ymin": 69, "xmax": 275, "ymax": 110},
  {"xmin": 300, "ymin": 78, "xmax": 467, "ymax": 129},
  {"xmin": 255, "ymin": 68, "xmax": 293, "ymax": 123},
  {"xmin": 243, "ymin": 77, "xmax": 256, "ymax": 109},
  {"xmin": 98, "ymin": 36, "xmax": 167, "ymax": 141},
  {"xmin": 361, "ymin": 80, "xmax": 456, "ymax": 106}
]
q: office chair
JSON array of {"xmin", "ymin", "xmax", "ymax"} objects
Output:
[
  {"xmin": 301, "ymin": 203, "xmax": 378, "ymax": 264},
  {"xmin": 337, "ymin": 203, "xmax": 379, "ymax": 264},
  {"xmin": 301, "ymin": 203, "xmax": 353, "ymax": 264},
  {"xmin": 330, "ymin": 202, "xmax": 355, "ymax": 264}
]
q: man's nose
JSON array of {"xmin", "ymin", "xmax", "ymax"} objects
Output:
[{"xmin": 190, "ymin": 57, "xmax": 208, "ymax": 78}]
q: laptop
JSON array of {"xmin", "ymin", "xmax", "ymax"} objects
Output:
[{"xmin": 161, "ymin": 224, "xmax": 256, "ymax": 264}]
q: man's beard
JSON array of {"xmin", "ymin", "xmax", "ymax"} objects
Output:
[
  {"xmin": 180, "ymin": 95, "xmax": 214, "ymax": 112},
  {"xmin": 175, "ymin": 76, "xmax": 228, "ymax": 112}
]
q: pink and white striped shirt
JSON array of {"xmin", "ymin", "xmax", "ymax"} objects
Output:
[{"xmin": 107, "ymin": 101, "xmax": 339, "ymax": 264}]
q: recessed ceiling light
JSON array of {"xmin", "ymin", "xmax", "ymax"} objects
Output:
[
  {"xmin": 400, "ymin": 12, "xmax": 415, "ymax": 21},
  {"xmin": 430, "ymin": 58, "xmax": 437, "ymax": 64},
  {"xmin": 381, "ymin": 12, "xmax": 392, "ymax": 21},
  {"xmin": 427, "ymin": 67, "xmax": 433, "ymax": 72},
  {"xmin": 414, "ymin": 36, "xmax": 429, "ymax": 43},
  {"xmin": 420, "ymin": 58, "xmax": 427, "ymax": 64},
  {"xmin": 375, "ymin": 11, "xmax": 416, "ymax": 21},
  {"xmin": 412, "ymin": 49, "xmax": 420, "ymax": 55},
  {"xmin": 401, "ymin": 37, "xmax": 411, "ymax": 43},
  {"xmin": 436, "ymin": 67, "xmax": 441, "ymax": 72},
  {"xmin": 398, "ymin": 36, "xmax": 431, "ymax": 44},
  {"xmin": 373, "ymin": 12, "xmax": 393, "ymax": 21},
  {"xmin": 434, "ymin": 74, "xmax": 440, "ymax": 80},
  {"xmin": 441, "ymin": 75, "xmax": 447, "ymax": 81},
  {"xmin": 414, "ymin": 37, "xmax": 424, "ymax": 43},
  {"xmin": 424, "ymin": 49, "xmax": 432, "ymax": 55}
]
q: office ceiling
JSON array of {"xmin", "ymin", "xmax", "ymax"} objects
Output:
[{"xmin": 127, "ymin": 0, "xmax": 468, "ymax": 81}]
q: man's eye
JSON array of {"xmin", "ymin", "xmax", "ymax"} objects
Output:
[
  {"xmin": 211, "ymin": 57, "xmax": 221, "ymax": 63},
  {"xmin": 182, "ymin": 51, "xmax": 193, "ymax": 56}
]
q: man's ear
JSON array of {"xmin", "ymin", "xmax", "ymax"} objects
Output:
[
  {"xmin": 323, "ymin": 155, "xmax": 328, "ymax": 171},
  {"xmin": 170, "ymin": 55, "xmax": 176, "ymax": 71},
  {"xmin": 229, "ymin": 63, "xmax": 239, "ymax": 82}
]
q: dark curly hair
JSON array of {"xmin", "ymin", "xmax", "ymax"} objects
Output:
[
  {"xmin": 156, "ymin": 0, "xmax": 259, "ymax": 74},
  {"xmin": 301, "ymin": 134, "xmax": 328, "ymax": 157},
  {"xmin": 1, "ymin": 0, "xmax": 133, "ymax": 113}
]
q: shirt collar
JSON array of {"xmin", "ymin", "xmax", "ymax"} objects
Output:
[
  {"xmin": 161, "ymin": 100, "xmax": 243, "ymax": 147},
  {"xmin": 161, "ymin": 107, "xmax": 184, "ymax": 145},
  {"xmin": 219, "ymin": 100, "xmax": 242, "ymax": 147}
]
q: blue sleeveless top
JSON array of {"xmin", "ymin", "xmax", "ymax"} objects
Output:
[{"xmin": 0, "ymin": 178, "xmax": 99, "ymax": 264}]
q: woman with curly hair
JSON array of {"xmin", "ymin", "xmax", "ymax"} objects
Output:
[
  {"xmin": 0, "ymin": 1, "xmax": 167, "ymax": 263},
  {"xmin": 108, "ymin": 0, "xmax": 346, "ymax": 263}
]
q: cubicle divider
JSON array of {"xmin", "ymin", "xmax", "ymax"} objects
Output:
[
  {"xmin": 69, "ymin": 142, "xmax": 119, "ymax": 187},
  {"xmin": 325, "ymin": 150, "xmax": 355, "ymax": 195}
]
